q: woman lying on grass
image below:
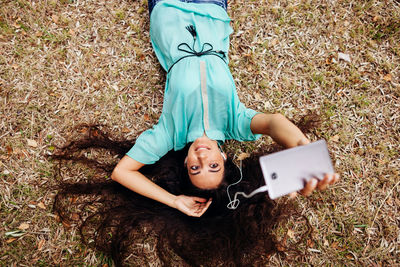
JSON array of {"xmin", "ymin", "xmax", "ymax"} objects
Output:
[
  {"xmin": 111, "ymin": 0, "xmax": 339, "ymax": 217},
  {"xmin": 53, "ymin": 0, "xmax": 339, "ymax": 265}
]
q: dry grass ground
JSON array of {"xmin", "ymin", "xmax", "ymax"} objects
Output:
[{"xmin": 0, "ymin": 0, "xmax": 399, "ymax": 265}]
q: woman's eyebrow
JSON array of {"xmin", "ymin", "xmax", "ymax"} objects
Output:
[{"xmin": 191, "ymin": 167, "xmax": 221, "ymax": 175}]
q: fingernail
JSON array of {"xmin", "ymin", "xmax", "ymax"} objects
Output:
[{"xmin": 311, "ymin": 179, "xmax": 318, "ymax": 186}]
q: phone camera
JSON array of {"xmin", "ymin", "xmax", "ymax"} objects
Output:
[{"xmin": 271, "ymin": 172, "xmax": 277, "ymax": 180}]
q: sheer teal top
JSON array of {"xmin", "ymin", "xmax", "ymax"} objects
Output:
[{"xmin": 127, "ymin": 0, "xmax": 261, "ymax": 164}]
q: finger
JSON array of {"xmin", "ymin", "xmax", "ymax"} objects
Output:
[
  {"xmin": 195, "ymin": 199, "xmax": 211, "ymax": 216},
  {"xmin": 300, "ymin": 178, "xmax": 318, "ymax": 196},
  {"xmin": 297, "ymin": 138, "xmax": 310, "ymax": 146},
  {"xmin": 190, "ymin": 206, "xmax": 204, "ymax": 217},
  {"xmin": 331, "ymin": 173, "xmax": 340, "ymax": 184},
  {"xmin": 205, "ymin": 198, "xmax": 212, "ymax": 209},
  {"xmin": 195, "ymin": 203, "xmax": 204, "ymax": 212},
  {"xmin": 198, "ymin": 199, "xmax": 212, "ymax": 217},
  {"xmin": 192, "ymin": 196, "xmax": 207, "ymax": 203},
  {"xmin": 182, "ymin": 207, "xmax": 196, "ymax": 217},
  {"xmin": 317, "ymin": 174, "xmax": 332, "ymax": 191}
]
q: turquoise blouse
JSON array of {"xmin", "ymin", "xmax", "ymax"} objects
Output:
[{"xmin": 126, "ymin": 0, "xmax": 261, "ymax": 164}]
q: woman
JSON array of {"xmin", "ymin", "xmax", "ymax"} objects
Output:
[{"xmin": 111, "ymin": 0, "xmax": 339, "ymax": 217}]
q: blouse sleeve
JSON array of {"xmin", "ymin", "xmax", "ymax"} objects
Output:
[
  {"xmin": 231, "ymin": 102, "xmax": 262, "ymax": 141},
  {"xmin": 126, "ymin": 116, "xmax": 173, "ymax": 165}
]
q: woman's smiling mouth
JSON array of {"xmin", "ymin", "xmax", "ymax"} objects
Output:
[{"xmin": 195, "ymin": 145, "xmax": 210, "ymax": 151}]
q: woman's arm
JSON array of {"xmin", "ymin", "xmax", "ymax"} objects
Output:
[
  {"xmin": 111, "ymin": 156, "xmax": 212, "ymax": 216},
  {"xmin": 112, "ymin": 156, "xmax": 176, "ymax": 207},
  {"xmin": 250, "ymin": 113, "xmax": 339, "ymax": 196},
  {"xmin": 250, "ymin": 113, "xmax": 309, "ymax": 147}
]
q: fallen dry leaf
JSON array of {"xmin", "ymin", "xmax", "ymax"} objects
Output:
[
  {"xmin": 18, "ymin": 223, "xmax": 30, "ymax": 230},
  {"xmin": 122, "ymin": 127, "xmax": 131, "ymax": 133},
  {"xmin": 237, "ymin": 152, "xmax": 250, "ymax": 161},
  {"xmin": 143, "ymin": 114, "xmax": 150, "ymax": 121},
  {"xmin": 37, "ymin": 239, "xmax": 45, "ymax": 251},
  {"xmin": 71, "ymin": 213, "xmax": 80, "ymax": 221},
  {"xmin": 325, "ymin": 55, "xmax": 334, "ymax": 65},
  {"xmin": 92, "ymin": 129, "xmax": 100, "ymax": 137},
  {"xmin": 51, "ymin": 15, "xmax": 59, "ymax": 24},
  {"xmin": 331, "ymin": 135, "xmax": 340, "ymax": 142},
  {"xmin": 69, "ymin": 196, "xmax": 78, "ymax": 204},
  {"xmin": 37, "ymin": 202, "xmax": 46, "ymax": 209},
  {"xmin": 27, "ymin": 139, "xmax": 38, "ymax": 147},
  {"xmin": 338, "ymin": 52, "xmax": 351, "ymax": 63},
  {"xmin": 254, "ymin": 92, "xmax": 262, "ymax": 101},
  {"xmin": 287, "ymin": 229, "xmax": 295, "ymax": 239},
  {"xmin": 6, "ymin": 238, "xmax": 17, "ymax": 244},
  {"xmin": 276, "ymin": 243, "xmax": 286, "ymax": 252},
  {"xmin": 383, "ymin": 73, "xmax": 392, "ymax": 82},
  {"xmin": 62, "ymin": 219, "xmax": 71, "ymax": 229},
  {"xmin": 270, "ymin": 38, "xmax": 279, "ymax": 47}
]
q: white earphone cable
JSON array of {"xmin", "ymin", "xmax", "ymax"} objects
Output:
[{"xmin": 226, "ymin": 160, "xmax": 269, "ymax": 209}]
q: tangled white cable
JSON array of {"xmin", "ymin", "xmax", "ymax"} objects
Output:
[{"xmin": 226, "ymin": 160, "xmax": 269, "ymax": 209}]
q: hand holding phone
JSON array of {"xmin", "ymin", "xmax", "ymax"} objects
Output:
[{"xmin": 259, "ymin": 140, "xmax": 335, "ymax": 199}]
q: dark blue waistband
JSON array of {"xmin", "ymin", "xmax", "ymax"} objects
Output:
[{"xmin": 148, "ymin": 0, "xmax": 227, "ymax": 15}]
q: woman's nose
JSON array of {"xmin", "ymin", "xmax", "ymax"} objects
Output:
[{"xmin": 197, "ymin": 151, "xmax": 208, "ymax": 160}]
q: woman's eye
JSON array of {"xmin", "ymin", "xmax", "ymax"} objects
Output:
[
  {"xmin": 210, "ymin": 163, "xmax": 219, "ymax": 168},
  {"xmin": 190, "ymin": 166, "xmax": 199, "ymax": 170}
]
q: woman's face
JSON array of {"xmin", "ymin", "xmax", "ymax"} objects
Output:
[{"xmin": 185, "ymin": 136, "xmax": 225, "ymax": 189}]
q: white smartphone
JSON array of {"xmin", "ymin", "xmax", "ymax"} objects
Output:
[{"xmin": 259, "ymin": 140, "xmax": 334, "ymax": 199}]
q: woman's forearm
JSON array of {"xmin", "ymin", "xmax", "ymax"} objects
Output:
[
  {"xmin": 251, "ymin": 113, "xmax": 309, "ymax": 148},
  {"xmin": 111, "ymin": 156, "xmax": 177, "ymax": 209}
]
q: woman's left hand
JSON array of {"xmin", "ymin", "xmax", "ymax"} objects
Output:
[
  {"xmin": 290, "ymin": 173, "xmax": 340, "ymax": 198},
  {"xmin": 291, "ymin": 138, "xmax": 339, "ymax": 197},
  {"xmin": 174, "ymin": 195, "xmax": 212, "ymax": 217}
]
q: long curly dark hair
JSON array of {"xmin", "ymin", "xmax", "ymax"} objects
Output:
[{"xmin": 52, "ymin": 114, "xmax": 320, "ymax": 266}]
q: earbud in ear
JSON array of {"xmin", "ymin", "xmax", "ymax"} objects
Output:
[
  {"xmin": 221, "ymin": 152, "xmax": 226, "ymax": 161},
  {"xmin": 217, "ymin": 143, "xmax": 226, "ymax": 161}
]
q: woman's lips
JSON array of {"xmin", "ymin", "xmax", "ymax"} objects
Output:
[{"xmin": 195, "ymin": 145, "xmax": 210, "ymax": 151}]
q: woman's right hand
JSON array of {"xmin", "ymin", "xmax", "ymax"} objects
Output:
[{"xmin": 174, "ymin": 195, "xmax": 212, "ymax": 217}]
